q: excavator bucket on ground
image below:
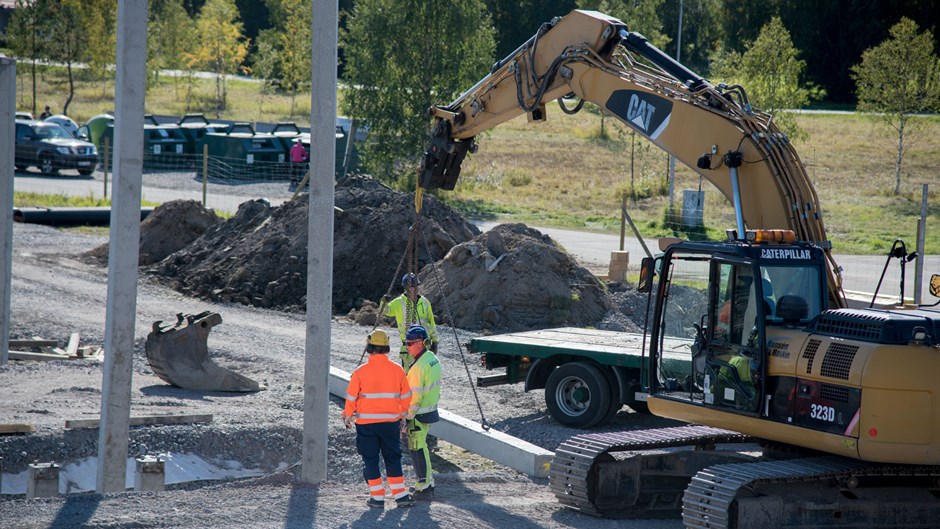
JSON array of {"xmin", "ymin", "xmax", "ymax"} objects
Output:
[{"xmin": 145, "ymin": 311, "xmax": 262, "ymax": 392}]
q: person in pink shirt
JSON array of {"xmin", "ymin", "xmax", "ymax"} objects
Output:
[{"xmin": 289, "ymin": 139, "xmax": 309, "ymax": 183}]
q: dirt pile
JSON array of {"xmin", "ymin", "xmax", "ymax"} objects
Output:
[
  {"xmin": 85, "ymin": 199, "xmax": 222, "ymax": 266},
  {"xmin": 152, "ymin": 176, "xmax": 480, "ymax": 313},
  {"xmin": 417, "ymin": 223, "xmax": 613, "ymax": 333}
]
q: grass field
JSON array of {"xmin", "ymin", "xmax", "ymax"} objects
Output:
[{"xmin": 11, "ymin": 64, "xmax": 940, "ymax": 255}]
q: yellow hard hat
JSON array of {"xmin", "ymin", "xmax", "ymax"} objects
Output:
[{"xmin": 367, "ymin": 329, "xmax": 389, "ymax": 347}]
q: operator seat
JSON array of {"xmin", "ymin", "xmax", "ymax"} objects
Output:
[{"xmin": 776, "ymin": 295, "xmax": 808, "ymax": 326}]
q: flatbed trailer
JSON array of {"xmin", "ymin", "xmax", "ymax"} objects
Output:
[{"xmin": 469, "ymin": 327, "xmax": 693, "ymax": 428}]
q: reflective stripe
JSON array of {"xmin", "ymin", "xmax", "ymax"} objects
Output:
[
  {"xmin": 369, "ymin": 484, "xmax": 385, "ymax": 492},
  {"xmin": 408, "ymin": 404, "xmax": 437, "ymax": 414},
  {"xmin": 345, "ymin": 393, "xmax": 357, "ymax": 401},
  {"xmin": 401, "ymin": 390, "xmax": 412, "ymax": 399},
  {"xmin": 360, "ymin": 392, "xmax": 406, "ymax": 399},
  {"xmin": 411, "ymin": 380, "xmax": 441, "ymax": 393},
  {"xmin": 358, "ymin": 412, "xmax": 402, "ymax": 419}
]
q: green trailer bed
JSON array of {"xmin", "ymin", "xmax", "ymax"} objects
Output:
[{"xmin": 469, "ymin": 327, "xmax": 694, "ymax": 427}]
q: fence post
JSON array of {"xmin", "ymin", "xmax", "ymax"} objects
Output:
[
  {"xmin": 202, "ymin": 144, "xmax": 208, "ymax": 207},
  {"xmin": 103, "ymin": 136, "xmax": 109, "ymax": 200},
  {"xmin": 914, "ymin": 183, "xmax": 928, "ymax": 305},
  {"xmin": 619, "ymin": 192, "xmax": 626, "ymax": 252}
]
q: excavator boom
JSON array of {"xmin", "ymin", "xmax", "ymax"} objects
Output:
[{"xmin": 420, "ymin": 9, "xmax": 845, "ymax": 307}]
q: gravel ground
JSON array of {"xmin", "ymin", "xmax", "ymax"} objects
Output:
[{"xmin": 0, "ymin": 222, "xmax": 684, "ymax": 529}]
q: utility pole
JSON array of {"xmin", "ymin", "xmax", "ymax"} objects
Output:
[{"xmin": 668, "ymin": 0, "xmax": 684, "ymax": 208}]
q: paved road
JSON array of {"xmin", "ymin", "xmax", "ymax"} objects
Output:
[{"xmin": 12, "ymin": 169, "xmax": 938, "ymax": 303}]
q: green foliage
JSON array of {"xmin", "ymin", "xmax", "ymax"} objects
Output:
[
  {"xmin": 150, "ymin": 0, "xmax": 197, "ymax": 97},
  {"xmin": 341, "ymin": 0, "xmax": 496, "ymax": 183},
  {"xmin": 710, "ymin": 16, "xmax": 820, "ymax": 140},
  {"xmin": 258, "ymin": 0, "xmax": 313, "ymax": 117},
  {"xmin": 81, "ymin": 0, "xmax": 117, "ymax": 84},
  {"xmin": 186, "ymin": 0, "xmax": 250, "ymax": 116},
  {"xmin": 852, "ymin": 18, "xmax": 940, "ymax": 195}
]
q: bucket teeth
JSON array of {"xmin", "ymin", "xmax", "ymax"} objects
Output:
[{"xmin": 145, "ymin": 311, "xmax": 262, "ymax": 392}]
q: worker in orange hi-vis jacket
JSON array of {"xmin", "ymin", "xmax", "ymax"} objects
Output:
[{"xmin": 342, "ymin": 330, "xmax": 415, "ymax": 509}]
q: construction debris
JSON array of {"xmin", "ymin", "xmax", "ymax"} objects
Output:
[
  {"xmin": 145, "ymin": 312, "xmax": 262, "ymax": 392},
  {"xmin": 7, "ymin": 334, "xmax": 102, "ymax": 361},
  {"xmin": 0, "ymin": 424, "xmax": 36, "ymax": 435},
  {"xmin": 65, "ymin": 414, "xmax": 213, "ymax": 430}
]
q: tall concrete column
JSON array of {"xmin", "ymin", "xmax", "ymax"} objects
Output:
[
  {"xmin": 0, "ymin": 56, "xmax": 15, "ymax": 367},
  {"xmin": 301, "ymin": 0, "xmax": 338, "ymax": 483},
  {"xmin": 96, "ymin": 0, "xmax": 147, "ymax": 494}
]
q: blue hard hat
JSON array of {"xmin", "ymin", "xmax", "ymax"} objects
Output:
[
  {"xmin": 405, "ymin": 325, "xmax": 429, "ymax": 342},
  {"xmin": 402, "ymin": 273, "xmax": 419, "ymax": 288}
]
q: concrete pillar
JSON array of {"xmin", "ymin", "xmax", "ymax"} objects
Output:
[
  {"xmin": 97, "ymin": 0, "xmax": 147, "ymax": 494},
  {"xmin": 134, "ymin": 456, "xmax": 165, "ymax": 492},
  {"xmin": 27, "ymin": 462, "xmax": 60, "ymax": 499},
  {"xmin": 301, "ymin": 0, "xmax": 338, "ymax": 484},
  {"xmin": 0, "ymin": 56, "xmax": 14, "ymax": 367}
]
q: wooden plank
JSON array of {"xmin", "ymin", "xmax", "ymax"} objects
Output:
[
  {"xmin": 9, "ymin": 339, "xmax": 58, "ymax": 348},
  {"xmin": 65, "ymin": 414, "xmax": 213, "ymax": 430},
  {"xmin": 65, "ymin": 333, "xmax": 80, "ymax": 357},
  {"xmin": 0, "ymin": 424, "xmax": 36, "ymax": 434},
  {"xmin": 8, "ymin": 351, "xmax": 69, "ymax": 361}
]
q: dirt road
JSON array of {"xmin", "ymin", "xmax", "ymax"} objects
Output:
[{"xmin": 0, "ymin": 222, "xmax": 684, "ymax": 528}]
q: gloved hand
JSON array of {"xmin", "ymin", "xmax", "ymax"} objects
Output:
[
  {"xmin": 343, "ymin": 415, "xmax": 355, "ymax": 429},
  {"xmin": 430, "ymin": 341, "xmax": 438, "ymax": 353},
  {"xmin": 400, "ymin": 419, "xmax": 408, "ymax": 434},
  {"xmin": 381, "ymin": 294, "xmax": 392, "ymax": 304}
]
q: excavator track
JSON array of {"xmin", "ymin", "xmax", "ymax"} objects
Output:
[
  {"xmin": 684, "ymin": 457, "xmax": 940, "ymax": 529},
  {"xmin": 549, "ymin": 425, "xmax": 752, "ymax": 518}
]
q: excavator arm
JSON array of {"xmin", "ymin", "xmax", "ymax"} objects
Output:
[{"xmin": 420, "ymin": 9, "xmax": 845, "ymax": 307}]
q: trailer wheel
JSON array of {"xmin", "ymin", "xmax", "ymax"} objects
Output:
[{"xmin": 545, "ymin": 362, "xmax": 611, "ymax": 428}]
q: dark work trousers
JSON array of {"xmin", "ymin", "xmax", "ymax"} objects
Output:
[{"xmin": 356, "ymin": 420, "xmax": 404, "ymax": 481}]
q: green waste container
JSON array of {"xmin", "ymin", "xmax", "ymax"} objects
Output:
[
  {"xmin": 77, "ymin": 114, "xmax": 114, "ymax": 149},
  {"xmin": 271, "ymin": 122, "xmax": 304, "ymax": 153},
  {"xmin": 198, "ymin": 122, "xmax": 289, "ymax": 179},
  {"xmin": 176, "ymin": 114, "xmax": 231, "ymax": 154}
]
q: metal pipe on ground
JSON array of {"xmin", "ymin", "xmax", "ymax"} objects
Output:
[{"xmin": 13, "ymin": 207, "xmax": 155, "ymax": 226}]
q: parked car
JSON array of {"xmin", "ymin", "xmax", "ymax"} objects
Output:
[
  {"xmin": 14, "ymin": 119, "xmax": 98, "ymax": 176},
  {"xmin": 43, "ymin": 114, "xmax": 80, "ymax": 137},
  {"xmin": 15, "ymin": 111, "xmax": 34, "ymax": 120}
]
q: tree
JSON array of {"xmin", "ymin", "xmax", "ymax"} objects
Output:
[
  {"xmin": 852, "ymin": 18, "xmax": 940, "ymax": 195},
  {"xmin": 260, "ymin": 0, "xmax": 312, "ymax": 117},
  {"xmin": 150, "ymin": 0, "xmax": 198, "ymax": 99},
  {"xmin": 710, "ymin": 16, "xmax": 820, "ymax": 140},
  {"xmin": 187, "ymin": 0, "xmax": 250, "ymax": 116},
  {"xmin": 341, "ymin": 0, "xmax": 496, "ymax": 182},
  {"xmin": 81, "ymin": 0, "xmax": 117, "ymax": 93},
  {"xmin": 43, "ymin": 0, "xmax": 86, "ymax": 116},
  {"xmin": 5, "ymin": 0, "xmax": 53, "ymax": 115}
]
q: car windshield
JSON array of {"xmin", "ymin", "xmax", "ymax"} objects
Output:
[{"xmin": 34, "ymin": 124, "xmax": 72, "ymax": 140}]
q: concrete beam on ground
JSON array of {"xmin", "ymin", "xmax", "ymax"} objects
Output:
[
  {"xmin": 97, "ymin": 0, "xmax": 148, "ymax": 494},
  {"xmin": 329, "ymin": 367, "xmax": 554, "ymax": 478},
  {"xmin": 0, "ymin": 56, "xmax": 14, "ymax": 366},
  {"xmin": 301, "ymin": 0, "xmax": 338, "ymax": 485}
]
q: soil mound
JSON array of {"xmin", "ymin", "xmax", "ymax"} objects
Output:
[
  {"xmin": 152, "ymin": 176, "xmax": 480, "ymax": 313},
  {"xmin": 85, "ymin": 199, "xmax": 222, "ymax": 266},
  {"xmin": 418, "ymin": 223, "xmax": 612, "ymax": 333}
]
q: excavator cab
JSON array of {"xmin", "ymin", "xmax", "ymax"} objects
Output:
[{"xmin": 645, "ymin": 237, "xmax": 827, "ymax": 419}]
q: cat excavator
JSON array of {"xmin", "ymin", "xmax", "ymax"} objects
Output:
[{"xmin": 419, "ymin": 9, "xmax": 940, "ymax": 528}]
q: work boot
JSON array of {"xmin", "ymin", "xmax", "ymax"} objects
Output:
[
  {"xmin": 410, "ymin": 486, "xmax": 434, "ymax": 501},
  {"xmin": 396, "ymin": 494, "xmax": 415, "ymax": 508},
  {"xmin": 366, "ymin": 497, "xmax": 385, "ymax": 509}
]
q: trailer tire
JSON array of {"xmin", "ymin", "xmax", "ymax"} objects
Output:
[{"xmin": 545, "ymin": 362, "xmax": 611, "ymax": 428}]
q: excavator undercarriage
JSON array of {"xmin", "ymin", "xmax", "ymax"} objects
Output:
[{"xmin": 549, "ymin": 425, "xmax": 940, "ymax": 528}]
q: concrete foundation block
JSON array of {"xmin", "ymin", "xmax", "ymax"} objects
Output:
[
  {"xmin": 27, "ymin": 462, "xmax": 60, "ymax": 499},
  {"xmin": 609, "ymin": 251, "xmax": 629, "ymax": 282},
  {"xmin": 134, "ymin": 456, "xmax": 165, "ymax": 492}
]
